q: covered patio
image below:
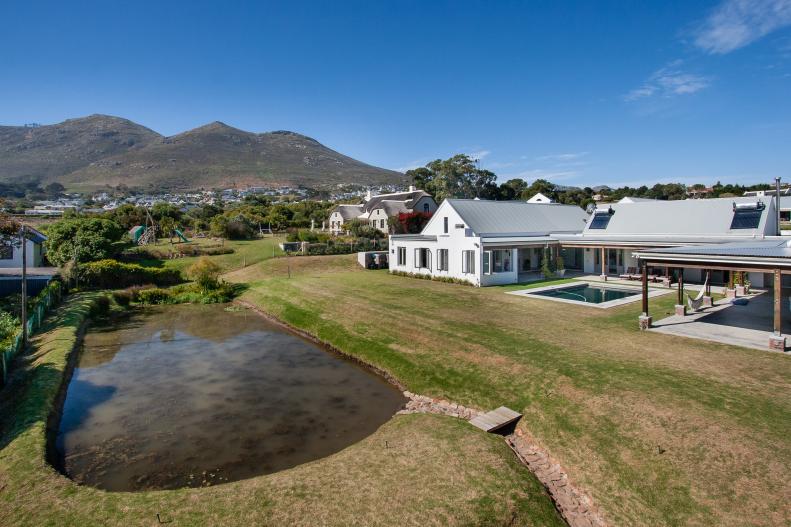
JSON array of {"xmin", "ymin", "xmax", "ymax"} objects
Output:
[{"xmin": 634, "ymin": 240, "xmax": 791, "ymax": 352}]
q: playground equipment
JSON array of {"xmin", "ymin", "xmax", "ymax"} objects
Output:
[{"xmin": 174, "ymin": 229, "xmax": 189, "ymax": 243}]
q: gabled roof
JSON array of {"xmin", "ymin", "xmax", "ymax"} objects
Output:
[
  {"xmin": 445, "ymin": 199, "xmax": 589, "ymax": 236},
  {"xmin": 377, "ymin": 200, "xmax": 409, "ymax": 216},
  {"xmin": 581, "ymin": 197, "xmax": 774, "ymax": 238},
  {"xmin": 333, "ymin": 204, "xmax": 364, "ymax": 220},
  {"xmin": 26, "ymin": 226, "xmax": 47, "ymax": 244},
  {"xmin": 363, "ymin": 190, "xmax": 432, "ymax": 212}
]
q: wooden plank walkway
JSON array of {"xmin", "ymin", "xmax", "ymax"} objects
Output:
[{"xmin": 469, "ymin": 406, "xmax": 522, "ymax": 432}]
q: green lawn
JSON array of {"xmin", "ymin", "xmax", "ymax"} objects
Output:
[
  {"xmin": 133, "ymin": 236, "xmax": 286, "ymax": 274},
  {"xmin": 226, "ymin": 255, "xmax": 791, "ymax": 527},
  {"xmin": 0, "ymin": 292, "xmax": 564, "ymax": 526}
]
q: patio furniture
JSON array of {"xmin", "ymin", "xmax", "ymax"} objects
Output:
[
  {"xmin": 687, "ymin": 274, "xmax": 709, "ymax": 311},
  {"xmin": 619, "ymin": 267, "xmax": 637, "ymax": 280}
]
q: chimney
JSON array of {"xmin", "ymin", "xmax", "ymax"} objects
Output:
[
  {"xmin": 408, "ymin": 185, "xmax": 416, "ymax": 192},
  {"xmin": 776, "ymin": 177, "xmax": 782, "ymax": 236},
  {"xmin": 365, "ymin": 188, "xmax": 372, "ymax": 201}
]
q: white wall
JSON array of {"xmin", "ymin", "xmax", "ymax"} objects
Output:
[
  {"xmin": 390, "ymin": 201, "xmax": 481, "ymax": 285},
  {"xmin": 0, "ymin": 239, "xmax": 44, "ymax": 268}
]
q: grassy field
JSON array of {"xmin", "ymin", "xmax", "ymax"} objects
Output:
[
  {"xmin": 226, "ymin": 255, "xmax": 791, "ymax": 527},
  {"xmin": 0, "ymin": 293, "xmax": 564, "ymax": 526},
  {"xmin": 133, "ymin": 236, "xmax": 285, "ymax": 274}
]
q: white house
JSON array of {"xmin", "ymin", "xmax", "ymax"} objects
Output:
[
  {"xmin": 329, "ymin": 187, "xmax": 438, "ymax": 234},
  {"xmin": 0, "ymin": 227, "xmax": 47, "ymax": 268},
  {"xmin": 389, "ymin": 199, "xmax": 589, "ymax": 286}
]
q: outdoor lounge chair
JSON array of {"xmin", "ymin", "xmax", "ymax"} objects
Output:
[
  {"xmin": 619, "ymin": 267, "xmax": 636, "ymax": 280},
  {"xmin": 687, "ymin": 274, "xmax": 709, "ymax": 311}
]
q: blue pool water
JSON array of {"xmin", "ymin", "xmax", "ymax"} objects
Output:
[{"xmin": 530, "ymin": 284, "xmax": 638, "ymax": 304}]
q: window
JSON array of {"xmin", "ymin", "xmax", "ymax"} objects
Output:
[
  {"xmin": 380, "ymin": 219, "xmax": 385, "ymax": 229},
  {"xmin": 423, "ymin": 203, "xmax": 430, "ymax": 213},
  {"xmin": 437, "ymin": 249, "xmax": 449, "ymax": 271},
  {"xmin": 415, "ymin": 248, "xmax": 431, "ymax": 269},
  {"xmin": 462, "ymin": 250, "xmax": 476, "ymax": 274},
  {"xmin": 731, "ymin": 204, "xmax": 764, "ymax": 229},
  {"xmin": 397, "ymin": 246, "xmax": 406, "ymax": 266},
  {"xmin": 0, "ymin": 243, "xmax": 12, "ymax": 260},
  {"xmin": 589, "ymin": 211, "xmax": 613, "ymax": 229},
  {"xmin": 443, "ymin": 217, "xmax": 448, "ymax": 234},
  {"xmin": 491, "ymin": 249, "xmax": 512, "ymax": 273},
  {"xmin": 483, "ymin": 251, "xmax": 491, "ymax": 274}
]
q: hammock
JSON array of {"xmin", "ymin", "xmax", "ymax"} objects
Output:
[{"xmin": 687, "ymin": 273, "xmax": 709, "ymax": 311}]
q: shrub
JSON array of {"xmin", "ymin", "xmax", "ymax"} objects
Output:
[
  {"xmin": 111, "ymin": 289, "xmax": 133, "ymax": 307},
  {"xmin": 187, "ymin": 257, "xmax": 222, "ymax": 292},
  {"xmin": 390, "ymin": 270, "xmax": 474, "ymax": 286},
  {"xmin": 136, "ymin": 288, "xmax": 173, "ymax": 305},
  {"xmin": 90, "ymin": 295, "xmax": 112, "ymax": 316},
  {"xmin": 0, "ymin": 311, "xmax": 19, "ymax": 346},
  {"xmin": 45, "ymin": 217, "xmax": 124, "ymax": 266},
  {"xmin": 78, "ymin": 259, "xmax": 181, "ymax": 289}
]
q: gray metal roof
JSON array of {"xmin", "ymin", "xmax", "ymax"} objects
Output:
[
  {"xmin": 582, "ymin": 197, "xmax": 774, "ymax": 237},
  {"xmin": 389, "ymin": 234, "xmax": 438, "ymax": 241},
  {"xmin": 636, "ymin": 239, "xmax": 791, "ymax": 259},
  {"xmin": 447, "ymin": 199, "xmax": 589, "ymax": 236}
]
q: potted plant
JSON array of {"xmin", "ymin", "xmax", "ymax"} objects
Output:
[{"xmin": 556, "ymin": 254, "xmax": 566, "ymax": 277}]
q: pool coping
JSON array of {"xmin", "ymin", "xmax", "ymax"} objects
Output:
[{"xmin": 506, "ymin": 281, "xmax": 673, "ymax": 309}]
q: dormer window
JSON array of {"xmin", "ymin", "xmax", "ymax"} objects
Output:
[{"xmin": 423, "ymin": 203, "xmax": 430, "ymax": 213}]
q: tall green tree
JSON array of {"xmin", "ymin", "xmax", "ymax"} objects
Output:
[
  {"xmin": 45, "ymin": 217, "xmax": 124, "ymax": 266},
  {"xmin": 407, "ymin": 154, "xmax": 497, "ymax": 202}
]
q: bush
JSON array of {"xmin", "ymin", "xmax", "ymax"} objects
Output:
[
  {"xmin": 78, "ymin": 259, "xmax": 181, "ymax": 289},
  {"xmin": 390, "ymin": 270, "xmax": 473, "ymax": 286},
  {"xmin": 0, "ymin": 311, "xmax": 19, "ymax": 347},
  {"xmin": 90, "ymin": 295, "xmax": 111, "ymax": 316},
  {"xmin": 111, "ymin": 289, "xmax": 133, "ymax": 307},
  {"xmin": 187, "ymin": 257, "xmax": 222, "ymax": 292},
  {"xmin": 136, "ymin": 288, "xmax": 173, "ymax": 305},
  {"xmin": 45, "ymin": 217, "xmax": 124, "ymax": 266}
]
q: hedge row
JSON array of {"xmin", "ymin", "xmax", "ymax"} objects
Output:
[{"xmin": 77, "ymin": 259, "xmax": 181, "ymax": 289}]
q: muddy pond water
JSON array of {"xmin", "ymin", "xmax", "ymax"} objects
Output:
[{"xmin": 53, "ymin": 303, "xmax": 406, "ymax": 492}]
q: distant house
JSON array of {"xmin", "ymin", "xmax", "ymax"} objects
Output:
[
  {"xmin": 0, "ymin": 227, "xmax": 54, "ymax": 296},
  {"xmin": 328, "ymin": 187, "xmax": 438, "ymax": 234},
  {"xmin": 0, "ymin": 227, "xmax": 47, "ymax": 268},
  {"xmin": 526, "ymin": 192, "xmax": 554, "ymax": 204}
]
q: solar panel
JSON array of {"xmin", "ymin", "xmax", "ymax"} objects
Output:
[
  {"xmin": 730, "ymin": 209, "xmax": 762, "ymax": 229},
  {"xmin": 588, "ymin": 213, "xmax": 612, "ymax": 229}
]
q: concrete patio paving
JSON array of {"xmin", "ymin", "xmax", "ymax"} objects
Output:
[{"xmin": 649, "ymin": 290, "xmax": 791, "ymax": 353}]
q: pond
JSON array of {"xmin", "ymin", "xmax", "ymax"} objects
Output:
[{"xmin": 52, "ymin": 303, "xmax": 406, "ymax": 492}]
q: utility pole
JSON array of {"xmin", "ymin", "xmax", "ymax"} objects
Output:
[{"xmin": 20, "ymin": 225, "xmax": 27, "ymax": 348}]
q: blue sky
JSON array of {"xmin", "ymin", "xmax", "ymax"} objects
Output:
[{"xmin": 1, "ymin": 0, "xmax": 790, "ymax": 188}]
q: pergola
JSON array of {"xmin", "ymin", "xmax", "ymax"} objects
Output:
[{"xmin": 633, "ymin": 240, "xmax": 791, "ymax": 351}]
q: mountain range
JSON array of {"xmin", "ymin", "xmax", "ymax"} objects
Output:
[{"xmin": 0, "ymin": 115, "xmax": 405, "ymax": 191}]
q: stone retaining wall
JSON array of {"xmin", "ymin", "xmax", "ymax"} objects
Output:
[{"xmin": 400, "ymin": 390, "xmax": 607, "ymax": 527}]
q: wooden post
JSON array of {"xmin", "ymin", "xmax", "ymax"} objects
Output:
[
  {"xmin": 641, "ymin": 261, "xmax": 648, "ymax": 315},
  {"xmin": 638, "ymin": 259, "xmax": 652, "ymax": 330},
  {"xmin": 774, "ymin": 269, "xmax": 782, "ymax": 336},
  {"xmin": 600, "ymin": 247, "xmax": 606, "ymax": 279},
  {"xmin": 20, "ymin": 225, "xmax": 27, "ymax": 348},
  {"xmin": 677, "ymin": 268, "xmax": 684, "ymax": 305}
]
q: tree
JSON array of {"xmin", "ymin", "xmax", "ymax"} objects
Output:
[
  {"xmin": 45, "ymin": 218, "xmax": 124, "ymax": 266},
  {"xmin": 187, "ymin": 257, "xmax": 222, "ymax": 292},
  {"xmin": 158, "ymin": 216, "xmax": 177, "ymax": 241},
  {"xmin": 407, "ymin": 154, "xmax": 497, "ymax": 202},
  {"xmin": 45, "ymin": 182, "xmax": 65, "ymax": 199}
]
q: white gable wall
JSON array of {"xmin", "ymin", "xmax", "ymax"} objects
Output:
[{"xmin": 390, "ymin": 201, "xmax": 481, "ymax": 285}]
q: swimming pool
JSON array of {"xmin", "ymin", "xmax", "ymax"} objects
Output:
[
  {"xmin": 506, "ymin": 281, "xmax": 667, "ymax": 309},
  {"xmin": 531, "ymin": 284, "xmax": 639, "ymax": 303}
]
